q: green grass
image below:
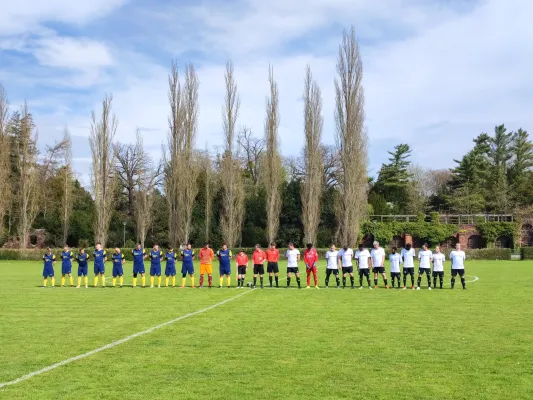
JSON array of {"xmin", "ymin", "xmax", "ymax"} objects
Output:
[{"xmin": 0, "ymin": 260, "xmax": 532, "ymax": 399}]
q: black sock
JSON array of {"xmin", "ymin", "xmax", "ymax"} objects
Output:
[
  {"xmin": 417, "ymin": 277, "xmax": 421, "ymax": 287},
  {"xmin": 451, "ymin": 278, "xmax": 455, "ymax": 289},
  {"xmin": 269, "ymin": 276, "xmax": 273, "ymax": 286},
  {"xmin": 403, "ymin": 275, "xmax": 406, "ymax": 286},
  {"xmin": 433, "ymin": 277, "xmax": 437, "ymax": 288},
  {"xmin": 260, "ymin": 277, "xmax": 263, "ymax": 286},
  {"xmin": 439, "ymin": 276, "xmax": 443, "ymax": 288},
  {"xmin": 367, "ymin": 278, "xmax": 371, "ymax": 286},
  {"xmin": 350, "ymin": 276, "xmax": 354, "ymax": 287},
  {"xmin": 275, "ymin": 276, "xmax": 279, "ymax": 287},
  {"xmin": 359, "ymin": 275, "xmax": 363, "ymax": 286},
  {"xmin": 461, "ymin": 277, "xmax": 466, "ymax": 289},
  {"xmin": 335, "ymin": 276, "xmax": 340, "ymax": 287},
  {"xmin": 342, "ymin": 277, "xmax": 346, "ymax": 287},
  {"xmin": 411, "ymin": 275, "xmax": 414, "ymax": 286},
  {"xmin": 427, "ymin": 274, "xmax": 431, "ymax": 287},
  {"xmin": 384, "ymin": 279, "xmax": 388, "ymax": 287},
  {"xmin": 287, "ymin": 277, "xmax": 291, "ymax": 287},
  {"xmin": 296, "ymin": 277, "xmax": 301, "ymax": 288},
  {"xmin": 253, "ymin": 277, "xmax": 257, "ymax": 286},
  {"xmin": 374, "ymin": 278, "xmax": 378, "ymax": 286}
]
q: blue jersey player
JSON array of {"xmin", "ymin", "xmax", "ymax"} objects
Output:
[
  {"xmin": 112, "ymin": 248, "xmax": 125, "ymax": 287},
  {"xmin": 60, "ymin": 245, "xmax": 74, "ymax": 287},
  {"xmin": 149, "ymin": 244, "xmax": 163, "ymax": 288},
  {"xmin": 216, "ymin": 243, "xmax": 232, "ymax": 288},
  {"xmin": 132, "ymin": 243, "xmax": 146, "ymax": 288},
  {"xmin": 42, "ymin": 247, "xmax": 56, "ymax": 288},
  {"xmin": 180, "ymin": 243, "xmax": 195, "ymax": 288},
  {"xmin": 93, "ymin": 242, "xmax": 107, "ymax": 287},
  {"xmin": 76, "ymin": 248, "xmax": 89, "ymax": 288},
  {"xmin": 165, "ymin": 248, "xmax": 177, "ymax": 287}
]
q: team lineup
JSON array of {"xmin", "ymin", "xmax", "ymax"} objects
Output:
[{"xmin": 40, "ymin": 241, "xmax": 468, "ymax": 290}]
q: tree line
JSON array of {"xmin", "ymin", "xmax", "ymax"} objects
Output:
[{"xmin": 0, "ymin": 26, "xmax": 532, "ymax": 250}]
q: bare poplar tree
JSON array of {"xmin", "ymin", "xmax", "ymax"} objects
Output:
[
  {"xmin": 60, "ymin": 128, "xmax": 73, "ymax": 244},
  {"xmin": 263, "ymin": 66, "xmax": 283, "ymax": 243},
  {"xmin": 203, "ymin": 148, "xmax": 214, "ymax": 242},
  {"xmin": 301, "ymin": 65, "xmax": 324, "ymax": 245},
  {"xmin": 0, "ymin": 85, "xmax": 11, "ymax": 234},
  {"xmin": 220, "ymin": 60, "xmax": 244, "ymax": 247},
  {"xmin": 89, "ymin": 94, "xmax": 117, "ymax": 247},
  {"xmin": 164, "ymin": 62, "xmax": 199, "ymax": 246},
  {"xmin": 238, "ymin": 127, "xmax": 264, "ymax": 187},
  {"xmin": 334, "ymin": 26, "xmax": 368, "ymax": 246}
]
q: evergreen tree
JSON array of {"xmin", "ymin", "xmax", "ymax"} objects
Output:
[
  {"xmin": 508, "ymin": 128, "xmax": 533, "ymax": 206},
  {"xmin": 374, "ymin": 144, "xmax": 412, "ymax": 211}
]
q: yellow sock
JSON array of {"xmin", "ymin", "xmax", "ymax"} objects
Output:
[
  {"xmin": 181, "ymin": 277, "xmax": 186, "ymax": 287},
  {"xmin": 69, "ymin": 276, "xmax": 73, "ymax": 286},
  {"xmin": 43, "ymin": 278, "xmax": 47, "ymax": 287},
  {"xmin": 84, "ymin": 276, "xmax": 88, "ymax": 286},
  {"xmin": 158, "ymin": 276, "xmax": 162, "ymax": 287},
  {"xmin": 141, "ymin": 276, "xmax": 146, "ymax": 287},
  {"xmin": 172, "ymin": 276, "xmax": 176, "ymax": 287},
  {"xmin": 77, "ymin": 277, "xmax": 81, "ymax": 286},
  {"xmin": 61, "ymin": 277, "xmax": 66, "ymax": 286},
  {"xmin": 220, "ymin": 277, "xmax": 223, "ymax": 287},
  {"xmin": 101, "ymin": 275, "xmax": 105, "ymax": 287},
  {"xmin": 227, "ymin": 276, "xmax": 231, "ymax": 286},
  {"xmin": 112, "ymin": 278, "xmax": 116, "ymax": 287},
  {"xmin": 133, "ymin": 277, "xmax": 137, "ymax": 287},
  {"xmin": 51, "ymin": 277, "xmax": 55, "ymax": 287},
  {"xmin": 119, "ymin": 276, "xmax": 123, "ymax": 286},
  {"xmin": 150, "ymin": 276, "xmax": 154, "ymax": 286},
  {"xmin": 94, "ymin": 276, "xmax": 98, "ymax": 287},
  {"xmin": 191, "ymin": 276, "xmax": 195, "ymax": 287},
  {"xmin": 166, "ymin": 277, "xmax": 170, "ymax": 287}
]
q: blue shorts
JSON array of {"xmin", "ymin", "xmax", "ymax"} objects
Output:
[
  {"xmin": 94, "ymin": 264, "xmax": 105, "ymax": 275},
  {"xmin": 61, "ymin": 265, "xmax": 72, "ymax": 275},
  {"xmin": 181, "ymin": 263, "xmax": 194, "ymax": 275},
  {"xmin": 150, "ymin": 265, "xmax": 161, "ymax": 276},
  {"xmin": 133, "ymin": 264, "xmax": 145, "ymax": 274},
  {"xmin": 219, "ymin": 265, "xmax": 231, "ymax": 276},
  {"xmin": 165, "ymin": 265, "xmax": 176, "ymax": 276},
  {"xmin": 43, "ymin": 266, "xmax": 54, "ymax": 278},
  {"xmin": 112, "ymin": 266, "xmax": 124, "ymax": 277},
  {"xmin": 78, "ymin": 265, "xmax": 88, "ymax": 276}
]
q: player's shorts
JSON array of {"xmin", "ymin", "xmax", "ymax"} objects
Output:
[
  {"xmin": 432, "ymin": 271, "xmax": 444, "ymax": 277},
  {"xmin": 78, "ymin": 265, "xmax": 88, "ymax": 276},
  {"xmin": 373, "ymin": 267, "xmax": 385, "ymax": 274},
  {"xmin": 306, "ymin": 265, "xmax": 317, "ymax": 274},
  {"xmin": 150, "ymin": 265, "xmax": 162, "ymax": 276},
  {"xmin": 61, "ymin": 265, "xmax": 72, "ymax": 275},
  {"xmin": 219, "ymin": 265, "xmax": 231, "ymax": 276},
  {"xmin": 390, "ymin": 272, "xmax": 401, "ymax": 278},
  {"xmin": 358, "ymin": 268, "xmax": 370, "ymax": 277},
  {"xmin": 237, "ymin": 265, "xmax": 247, "ymax": 275},
  {"xmin": 342, "ymin": 266, "xmax": 354, "ymax": 274},
  {"xmin": 253, "ymin": 264, "xmax": 265, "ymax": 275},
  {"xmin": 43, "ymin": 266, "xmax": 54, "ymax": 278},
  {"xmin": 326, "ymin": 268, "xmax": 339, "ymax": 275},
  {"xmin": 112, "ymin": 265, "xmax": 124, "ymax": 277},
  {"xmin": 200, "ymin": 263, "xmax": 213, "ymax": 275},
  {"xmin": 133, "ymin": 264, "xmax": 145, "ymax": 275},
  {"xmin": 287, "ymin": 267, "xmax": 299, "ymax": 274},
  {"xmin": 267, "ymin": 262, "xmax": 279, "ymax": 273},
  {"xmin": 418, "ymin": 267, "xmax": 431, "ymax": 275},
  {"xmin": 403, "ymin": 267, "xmax": 415, "ymax": 275},
  {"xmin": 165, "ymin": 265, "xmax": 176, "ymax": 276},
  {"xmin": 451, "ymin": 269, "xmax": 465, "ymax": 277},
  {"xmin": 181, "ymin": 263, "xmax": 194, "ymax": 275},
  {"xmin": 94, "ymin": 264, "xmax": 105, "ymax": 275}
]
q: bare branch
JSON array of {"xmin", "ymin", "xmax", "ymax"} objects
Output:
[{"xmin": 0, "ymin": 84, "xmax": 11, "ymax": 233}]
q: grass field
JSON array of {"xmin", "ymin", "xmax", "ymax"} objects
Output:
[{"xmin": 0, "ymin": 260, "xmax": 532, "ymax": 399}]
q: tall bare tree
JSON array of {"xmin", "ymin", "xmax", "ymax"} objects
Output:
[
  {"xmin": 238, "ymin": 127, "xmax": 264, "ymax": 187},
  {"xmin": 89, "ymin": 94, "xmax": 117, "ymax": 247},
  {"xmin": 203, "ymin": 148, "xmax": 215, "ymax": 243},
  {"xmin": 334, "ymin": 26, "xmax": 368, "ymax": 246},
  {"xmin": 0, "ymin": 85, "xmax": 11, "ymax": 234},
  {"xmin": 164, "ymin": 62, "xmax": 199, "ymax": 247},
  {"xmin": 60, "ymin": 128, "xmax": 73, "ymax": 245},
  {"xmin": 301, "ymin": 65, "xmax": 324, "ymax": 245},
  {"xmin": 220, "ymin": 60, "xmax": 244, "ymax": 247},
  {"xmin": 263, "ymin": 66, "xmax": 283, "ymax": 243}
]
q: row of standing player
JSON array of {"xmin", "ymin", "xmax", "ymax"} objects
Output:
[{"xmin": 40, "ymin": 241, "xmax": 468, "ymax": 290}]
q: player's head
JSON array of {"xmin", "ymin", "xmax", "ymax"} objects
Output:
[
  {"xmin": 63, "ymin": 244, "xmax": 69, "ymax": 251},
  {"xmin": 343, "ymin": 245, "xmax": 348, "ymax": 250},
  {"xmin": 115, "ymin": 247, "xmax": 120, "ymax": 254},
  {"xmin": 222, "ymin": 243, "xmax": 228, "ymax": 250},
  {"xmin": 46, "ymin": 247, "xmax": 51, "ymax": 254},
  {"xmin": 270, "ymin": 242, "xmax": 276, "ymax": 249},
  {"xmin": 288, "ymin": 242, "xmax": 294, "ymax": 250},
  {"xmin": 169, "ymin": 247, "xmax": 174, "ymax": 253},
  {"xmin": 306, "ymin": 243, "xmax": 312, "ymax": 250},
  {"xmin": 80, "ymin": 248, "xmax": 85, "ymax": 254},
  {"xmin": 186, "ymin": 242, "xmax": 192, "ymax": 250},
  {"xmin": 330, "ymin": 244, "xmax": 336, "ymax": 251},
  {"xmin": 240, "ymin": 249, "xmax": 246, "ymax": 254},
  {"xmin": 96, "ymin": 242, "xmax": 102, "ymax": 250},
  {"xmin": 392, "ymin": 246, "xmax": 397, "ymax": 254},
  {"xmin": 154, "ymin": 244, "xmax": 159, "ymax": 251},
  {"xmin": 423, "ymin": 243, "xmax": 428, "ymax": 250},
  {"xmin": 435, "ymin": 246, "xmax": 441, "ymax": 253},
  {"xmin": 203, "ymin": 242, "xmax": 209, "ymax": 249},
  {"xmin": 358, "ymin": 244, "xmax": 363, "ymax": 251},
  {"xmin": 373, "ymin": 241, "xmax": 379, "ymax": 249},
  {"xmin": 455, "ymin": 243, "xmax": 461, "ymax": 250},
  {"xmin": 405, "ymin": 243, "xmax": 412, "ymax": 250},
  {"xmin": 255, "ymin": 244, "xmax": 261, "ymax": 250},
  {"xmin": 135, "ymin": 243, "xmax": 141, "ymax": 249}
]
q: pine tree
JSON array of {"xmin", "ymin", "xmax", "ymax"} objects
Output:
[{"xmin": 374, "ymin": 143, "xmax": 412, "ymax": 211}]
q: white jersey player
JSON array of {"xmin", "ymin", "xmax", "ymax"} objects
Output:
[
  {"xmin": 324, "ymin": 244, "xmax": 340, "ymax": 288},
  {"xmin": 432, "ymin": 246, "xmax": 445, "ymax": 289},
  {"xmin": 401, "ymin": 243, "xmax": 416, "ymax": 289},
  {"xmin": 417, "ymin": 243, "xmax": 433, "ymax": 290},
  {"xmin": 450, "ymin": 243, "xmax": 467, "ymax": 290},
  {"xmin": 285, "ymin": 242, "xmax": 301, "ymax": 288},
  {"xmin": 389, "ymin": 247, "xmax": 402, "ymax": 289},
  {"xmin": 338, "ymin": 246, "xmax": 355, "ymax": 288},
  {"xmin": 355, "ymin": 244, "xmax": 372, "ymax": 289},
  {"xmin": 370, "ymin": 241, "xmax": 388, "ymax": 289}
]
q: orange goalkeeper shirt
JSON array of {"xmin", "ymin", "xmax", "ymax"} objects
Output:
[{"xmin": 199, "ymin": 248, "xmax": 214, "ymax": 264}]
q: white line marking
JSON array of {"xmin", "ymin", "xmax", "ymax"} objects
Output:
[
  {"xmin": 0, "ymin": 289, "xmax": 254, "ymax": 389},
  {"xmin": 465, "ymin": 275, "xmax": 479, "ymax": 284}
]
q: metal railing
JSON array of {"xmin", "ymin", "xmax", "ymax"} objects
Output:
[{"xmin": 369, "ymin": 214, "xmax": 514, "ymax": 224}]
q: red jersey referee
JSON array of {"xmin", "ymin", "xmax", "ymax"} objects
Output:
[
  {"xmin": 303, "ymin": 243, "xmax": 319, "ymax": 289},
  {"xmin": 265, "ymin": 242, "xmax": 280, "ymax": 287}
]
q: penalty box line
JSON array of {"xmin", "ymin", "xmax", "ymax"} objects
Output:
[{"xmin": 0, "ymin": 289, "xmax": 255, "ymax": 390}]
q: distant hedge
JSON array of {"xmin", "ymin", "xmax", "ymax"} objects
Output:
[
  {"xmin": 0, "ymin": 246, "xmax": 513, "ymax": 261},
  {"xmin": 520, "ymin": 247, "xmax": 533, "ymax": 260}
]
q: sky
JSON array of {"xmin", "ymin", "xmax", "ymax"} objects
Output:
[{"xmin": 1, "ymin": 0, "xmax": 532, "ymax": 184}]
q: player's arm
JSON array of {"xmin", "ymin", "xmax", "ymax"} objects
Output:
[
  {"xmin": 103, "ymin": 251, "xmax": 107, "ymax": 263},
  {"xmin": 122, "ymin": 254, "xmax": 126, "ymax": 265},
  {"xmin": 380, "ymin": 250, "xmax": 385, "ymax": 267},
  {"xmin": 52, "ymin": 255, "xmax": 56, "ymax": 265}
]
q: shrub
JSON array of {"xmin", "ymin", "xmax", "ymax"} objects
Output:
[{"xmin": 520, "ymin": 247, "xmax": 533, "ymax": 260}]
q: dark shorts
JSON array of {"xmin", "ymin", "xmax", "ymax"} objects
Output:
[
  {"xmin": 432, "ymin": 271, "xmax": 444, "ymax": 277},
  {"xmin": 358, "ymin": 269, "xmax": 370, "ymax": 277},
  {"xmin": 419, "ymin": 268, "xmax": 431, "ymax": 275},
  {"xmin": 78, "ymin": 265, "xmax": 88, "ymax": 276},
  {"xmin": 326, "ymin": 268, "xmax": 339, "ymax": 275},
  {"xmin": 133, "ymin": 264, "xmax": 145, "ymax": 274},
  {"xmin": 181, "ymin": 264, "xmax": 194, "ymax": 275},
  {"xmin": 451, "ymin": 269, "xmax": 465, "ymax": 277},
  {"xmin": 373, "ymin": 267, "xmax": 385, "ymax": 274},
  {"xmin": 165, "ymin": 265, "xmax": 177, "ymax": 276},
  {"xmin": 390, "ymin": 272, "xmax": 401, "ymax": 278},
  {"xmin": 94, "ymin": 264, "xmax": 105, "ymax": 275},
  {"xmin": 61, "ymin": 265, "xmax": 72, "ymax": 275},
  {"xmin": 253, "ymin": 264, "xmax": 265, "ymax": 275},
  {"xmin": 150, "ymin": 265, "xmax": 162, "ymax": 276},
  {"xmin": 267, "ymin": 262, "xmax": 279, "ymax": 273},
  {"xmin": 43, "ymin": 266, "xmax": 55, "ymax": 278},
  {"xmin": 287, "ymin": 267, "xmax": 299, "ymax": 274},
  {"xmin": 112, "ymin": 266, "xmax": 124, "ymax": 277},
  {"xmin": 238, "ymin": 265, "xmax": 247, "ymax": 275},
  {"xmin": 342, "ymin": 266, "xmax": 354, "ymax": 274},
  {"xmin": 403, "ymin": 267, "xmax": 415, "ymax": 275},
  {"xmin": 219, "ymin": 265, "xmax": 231, "ymax": 276}
]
